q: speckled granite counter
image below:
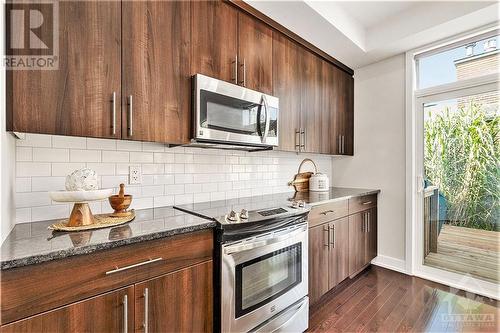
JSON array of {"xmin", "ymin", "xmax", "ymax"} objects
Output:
[
  {"xmin": 291, "ymin": 187, "xmax": 380, "ymax": 206},
  {"xmin": 175, "ymin": 187, "xmax": 380, "ymax": 220},
  {"xmin": 1, "ymin": 187, "xmax": 378, "ymax": 271},
  {"xmin": 1, "ymin": 206, "xmax": 215, "ymax": 270}
]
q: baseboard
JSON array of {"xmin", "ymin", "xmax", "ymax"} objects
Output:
[{"xmin": 371, "ymin": 255, "xmax": 408, "ymax": 274}]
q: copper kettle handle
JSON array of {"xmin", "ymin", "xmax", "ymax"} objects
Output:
[{"xmin": 297, "ymin": 158, "xmax": 318, "ymax": 174}]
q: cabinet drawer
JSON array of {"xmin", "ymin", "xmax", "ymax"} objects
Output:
[
  {"xmin": 0, "ymin": 229, "xmax": 213, "ymax": 325},
  {"xmin": 308, "ymin": 199, "xmax": 348, "ymax": 227},
  {"xmin": 349, "ymin": 194, "xmax": 377, "ymax": 214}
]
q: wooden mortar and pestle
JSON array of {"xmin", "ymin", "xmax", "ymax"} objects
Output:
[{"xmin": 108, "ymin": 184, "xmax": 133, "ymax": 217}]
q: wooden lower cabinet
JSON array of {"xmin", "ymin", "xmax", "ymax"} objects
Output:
[
  {"xmin": 2, "ymin": 286, "xmax": 134, "ymax": 333},
  {"xmin": 309, "ymin": 218, "xmax": 349, "ymax": 305},
  {"xmin": 135, "ymin": 261, "xmax": 213, "ymax": 333}
]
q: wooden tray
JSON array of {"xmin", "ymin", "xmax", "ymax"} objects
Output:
[{"xmin": 49, "ymin": 211, "xmax": 135, "ymax": 232}]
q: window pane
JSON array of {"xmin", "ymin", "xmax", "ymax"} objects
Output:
[
  {"xmin": 423, "ymin": 91, "xmax": 499, "ymax": 282},
  {"xmin": 418, "ymin": 35, "xmax": 499, "ymax": 89}
]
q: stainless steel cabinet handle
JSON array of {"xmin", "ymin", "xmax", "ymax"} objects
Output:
[
  {"xmin": 127, "ymin": 95, "xmax": 133, "ymax": 137},
  {"xmin": 122, "ymin": 294, "xmax": 128, "ymax": 333},
  {"xmin": 105, "ymin": 258, "xmax": 163, "ymax": 275},
  {"xmin": 367, "ymin": 212, "xmax": 370, "ymax": 233},
  {"xmin": 111, "ymin": 92, "xmax": 116, "ymax": 136},
  {"xmin": 338, "ymin": 135, "xmax": 341, "ymax": 154},
  {"xmin": 341, "ymin": 135, "xmax": 345, "ymax": 154},
  {"xmin": 239, "ymin": 58, "xmax": 246, "ymax": 86},
  {"xmin": 300, "ymin": 129, "xmax": 306, "ymax": 151},
  {"xmin": 320, "ymin": 210, "xmax": 335, "ymax": 215},
  {"xmin": 329, "ymin": 224, "xmax": 335, "ymax": 248},
  {"xmin": 362, "ymin": 201, "xmax": 373, "ymax": 205},
  {"xmin": 323, "ymin": 224, "xmax": 329, "ymax": 248},
  {"xmin": 361, "ymin": 213, "xmax": 365, "ymax": 232},
  {"xmin": 143, "ymin": 288, "xmax": 149, "ymax": 333},
  {"xmin": 295, "ymin": 129, "xmax": 300, "ymax": 151},
  {"xmin": 232, "ymin": 55, "xmax": 238, "ymax": 84}
]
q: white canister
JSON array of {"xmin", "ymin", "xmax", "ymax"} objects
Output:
[{"xmin": 309, "ymin": 173, "xmax": 329, "ymax": 192}]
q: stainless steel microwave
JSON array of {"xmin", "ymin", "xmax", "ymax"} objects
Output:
[{"xmin": 191, "ymin": 74, "xmax": 279, "ymax": 151}]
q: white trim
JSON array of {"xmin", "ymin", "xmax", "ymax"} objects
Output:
[
  {"xmin": 371, "ymin": 255, "xmax": 408, "ymax": 275},
  {"xmin": 405, "ymin": 25, "xmax": 500, "ymax": 296},
  {"xmin": 416, "ymin": 73, "xmax": 500, "ymax": 99},
  {"xmin": 414, "ymin": 265, "xmax": 499, "ymax": 300}
]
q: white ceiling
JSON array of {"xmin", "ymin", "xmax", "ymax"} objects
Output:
[{"xmin": 244, "ymin": 0, "xmax": 499, "ymax": 69}]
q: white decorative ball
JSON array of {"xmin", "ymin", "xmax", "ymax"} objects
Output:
[{"xmin": 65, "ymin": 168, "xmax": 99, "ymax": 191}]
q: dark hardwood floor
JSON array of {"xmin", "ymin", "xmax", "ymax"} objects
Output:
[{"xmin": 309, "ymin": 266, "xmax": 499, "ymax": 332}]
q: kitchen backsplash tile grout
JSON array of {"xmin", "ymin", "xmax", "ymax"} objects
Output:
[{"xmin": 14, "ymin": 133, "xmax": 333, "ymax": 223}]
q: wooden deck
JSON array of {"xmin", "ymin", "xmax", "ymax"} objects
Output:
[{"xmin": 424, "ymin": 225, "xmax": 500, "ymax": 283}]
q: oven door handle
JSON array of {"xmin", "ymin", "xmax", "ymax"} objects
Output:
[
  {"xmin": 223, "ymin": 225, "xmax": 306, "ymax": 255},
  {"xmin": 252, "ymin": 297, "xmax": 308, "ymax": 333},
  {"xmin": 261, "ymin": 94, "xmax": 270, "ymax": 144}
]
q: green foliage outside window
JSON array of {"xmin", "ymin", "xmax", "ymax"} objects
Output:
[{"xmin": 424, "ymin": 101, "xmax": 499, "ymax": 231}]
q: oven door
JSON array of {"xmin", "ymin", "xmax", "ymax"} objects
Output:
[
  {"xmin": 194, "ymin": 74, "xmax": 279, "ymax": 147},
  {"xmin": 221, "ymin": 224, "xmax": 308, "ymax": 333}
]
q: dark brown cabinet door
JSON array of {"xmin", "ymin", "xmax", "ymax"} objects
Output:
[
  {"xmin": 238, "ymin": 12, "xmax": 273, "ymax": 94},
  {"xmin": 348, "ymin": 212, "xmax": 366, "ymax": 276},
  {"xmin": 7, "ymin": 1, "xmax": 121, "ymax": 139},
  {"xmin": 328, "ymin": 218, "xmax": 349, "ymax": 288},
  {"xmin": 272, "ymin": 33, "xmax": 301, "ymax": 152},
  {"xmin": 300, "ymin": 49, "xmax": 322, "ymax": 154},
  {"xmin": 2, "ymin": 287, "xmax": 133, "ymax": 333},
  {"xmin": 134, "ymin": 261, "xmax": 213, "ymax": 333},
  {"xmin": 308, "ymin": 223, "xmax": 330, "ymax": 305},
  {"xmin": 191, "ymin": 1, "xmax": 238, "ymax": 83},
  {"xmin": 122, "ymin": 1, "xmax": 191, "ymax": 144},
  {"xmin": 365, "ymin": 208, "xmax": 378, "ymax": 264},
  {"xmin": 333, "ymin": 71, "xmax": 354, "ymax": 155}
]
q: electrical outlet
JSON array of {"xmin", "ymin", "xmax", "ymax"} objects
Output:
[{"xmin": 129, "ymin": 166, "xmax": 142, "ymax": 185}]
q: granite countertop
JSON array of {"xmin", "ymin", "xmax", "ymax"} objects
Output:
[
  {"xmin": 1, "ymin": 187, "xmax": 379, "ymax": 271},
  {"xmin": 0, "ymin": 206, "xmax": 215, "ymax": 270},
  {"xmin": 175, "ymin": 187, "xmax": 380, "ymax": 219}
]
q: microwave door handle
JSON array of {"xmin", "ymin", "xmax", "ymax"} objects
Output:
[{"xmin": 261, "ymin": 94, "xmax": 270, "ymax": 143}]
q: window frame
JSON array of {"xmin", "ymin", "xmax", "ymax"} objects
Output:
[{"xmin": 405, "ymin": 24, "xmax": 500, "ymax": 300}]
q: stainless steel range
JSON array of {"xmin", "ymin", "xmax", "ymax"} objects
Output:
[{"xmin": 175, "ymin": 198, "xmax": 310, "ymax": 333}]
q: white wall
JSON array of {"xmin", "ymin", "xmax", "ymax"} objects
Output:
[
  {"xmin": 332, "ymin": 54, "xmax": 407, "ymax": 266},
  {"xmin": 12, "ymin": 133, "xmax": 333, "ymax": 224},
  {"xmin": 0, "ymin": 3, "xmax": 16, "ymax": 243}
]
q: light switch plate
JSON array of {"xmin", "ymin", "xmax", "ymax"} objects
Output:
[{"xmin": 129, "ymin": 166, "xmax": 142, "ymax": 185}]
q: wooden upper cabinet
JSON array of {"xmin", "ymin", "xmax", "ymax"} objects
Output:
[
  {"xmin": 7, "ymin": 1, "xmax": 121, "ymax": 138},
  {"xmin": 122, "ymin": 1, "xmax": 191, "ymax": 144},
  {"xmin": 135, "ymin": 261, "xmax": 213, "ymax": 333},
  {"xmin": 2, "ymin": 287, "xmax": 133, "ymax": 333},
  {"xmin": 238, "ymin": 12, "xmax": 273, "ymax": 94},
  {"xmin": 272, "ymin": 33, "xmax": 301, "ymax": 152},
  {"xmin": 333, "ymin": 70, "xmax": 354, "ymax": 155},
  {"xmin": 191, "ymin": 1, "xmax": 238, "ymax": 83},
  {"xmin": 300, "ymin": 49, "xmax": 323, "ymax": 154}
]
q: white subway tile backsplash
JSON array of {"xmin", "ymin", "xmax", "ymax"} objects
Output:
[
  {"xmin": 51, "ymin": 162, "xmax": 86, "ymax": 176},
  {"xmin": 15, "ymin": 178, "xmax": 31, "ymax": 192},
  {"xmin": 31, "ymin": 177, "xmax": 66, "ymax": 191},
  {"xmin": 52, "ymin": 135, "xmax": 87, "ymax": 149},
  {"xmin": 16, "ymin": 147, "xmax": 32, "ymax": 161},
  {"xmin": 87, "ymin": 138, "xmax": 117, "ymax": 150},
  {"xmin": 17, "ymin": 162, "xmax": 51, "ymax": 177},
  {"xmin": 16, "ymin": 133, "xmax": 52, "ymax": 147},
  {"xmin": 70, "ymin": 149, "xmax": 101, "ymax": 162},
  {"xmin": 15, "ymin": 192, "xmax": 51, "ymax": 208},
  {"xmin": 33, "ymin": 148, "xmax": 69, "ymax": 162},
  {"xmin": 103, "ymin": 151, "xmax": 129, "ymax": 163},
  {"xmin": 130, "ymin": 152, "xmax": 154, "ymax": 163},
  {"xmin": 13, "ymin": 134, "xmax": 333, "ymax": 223}
]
